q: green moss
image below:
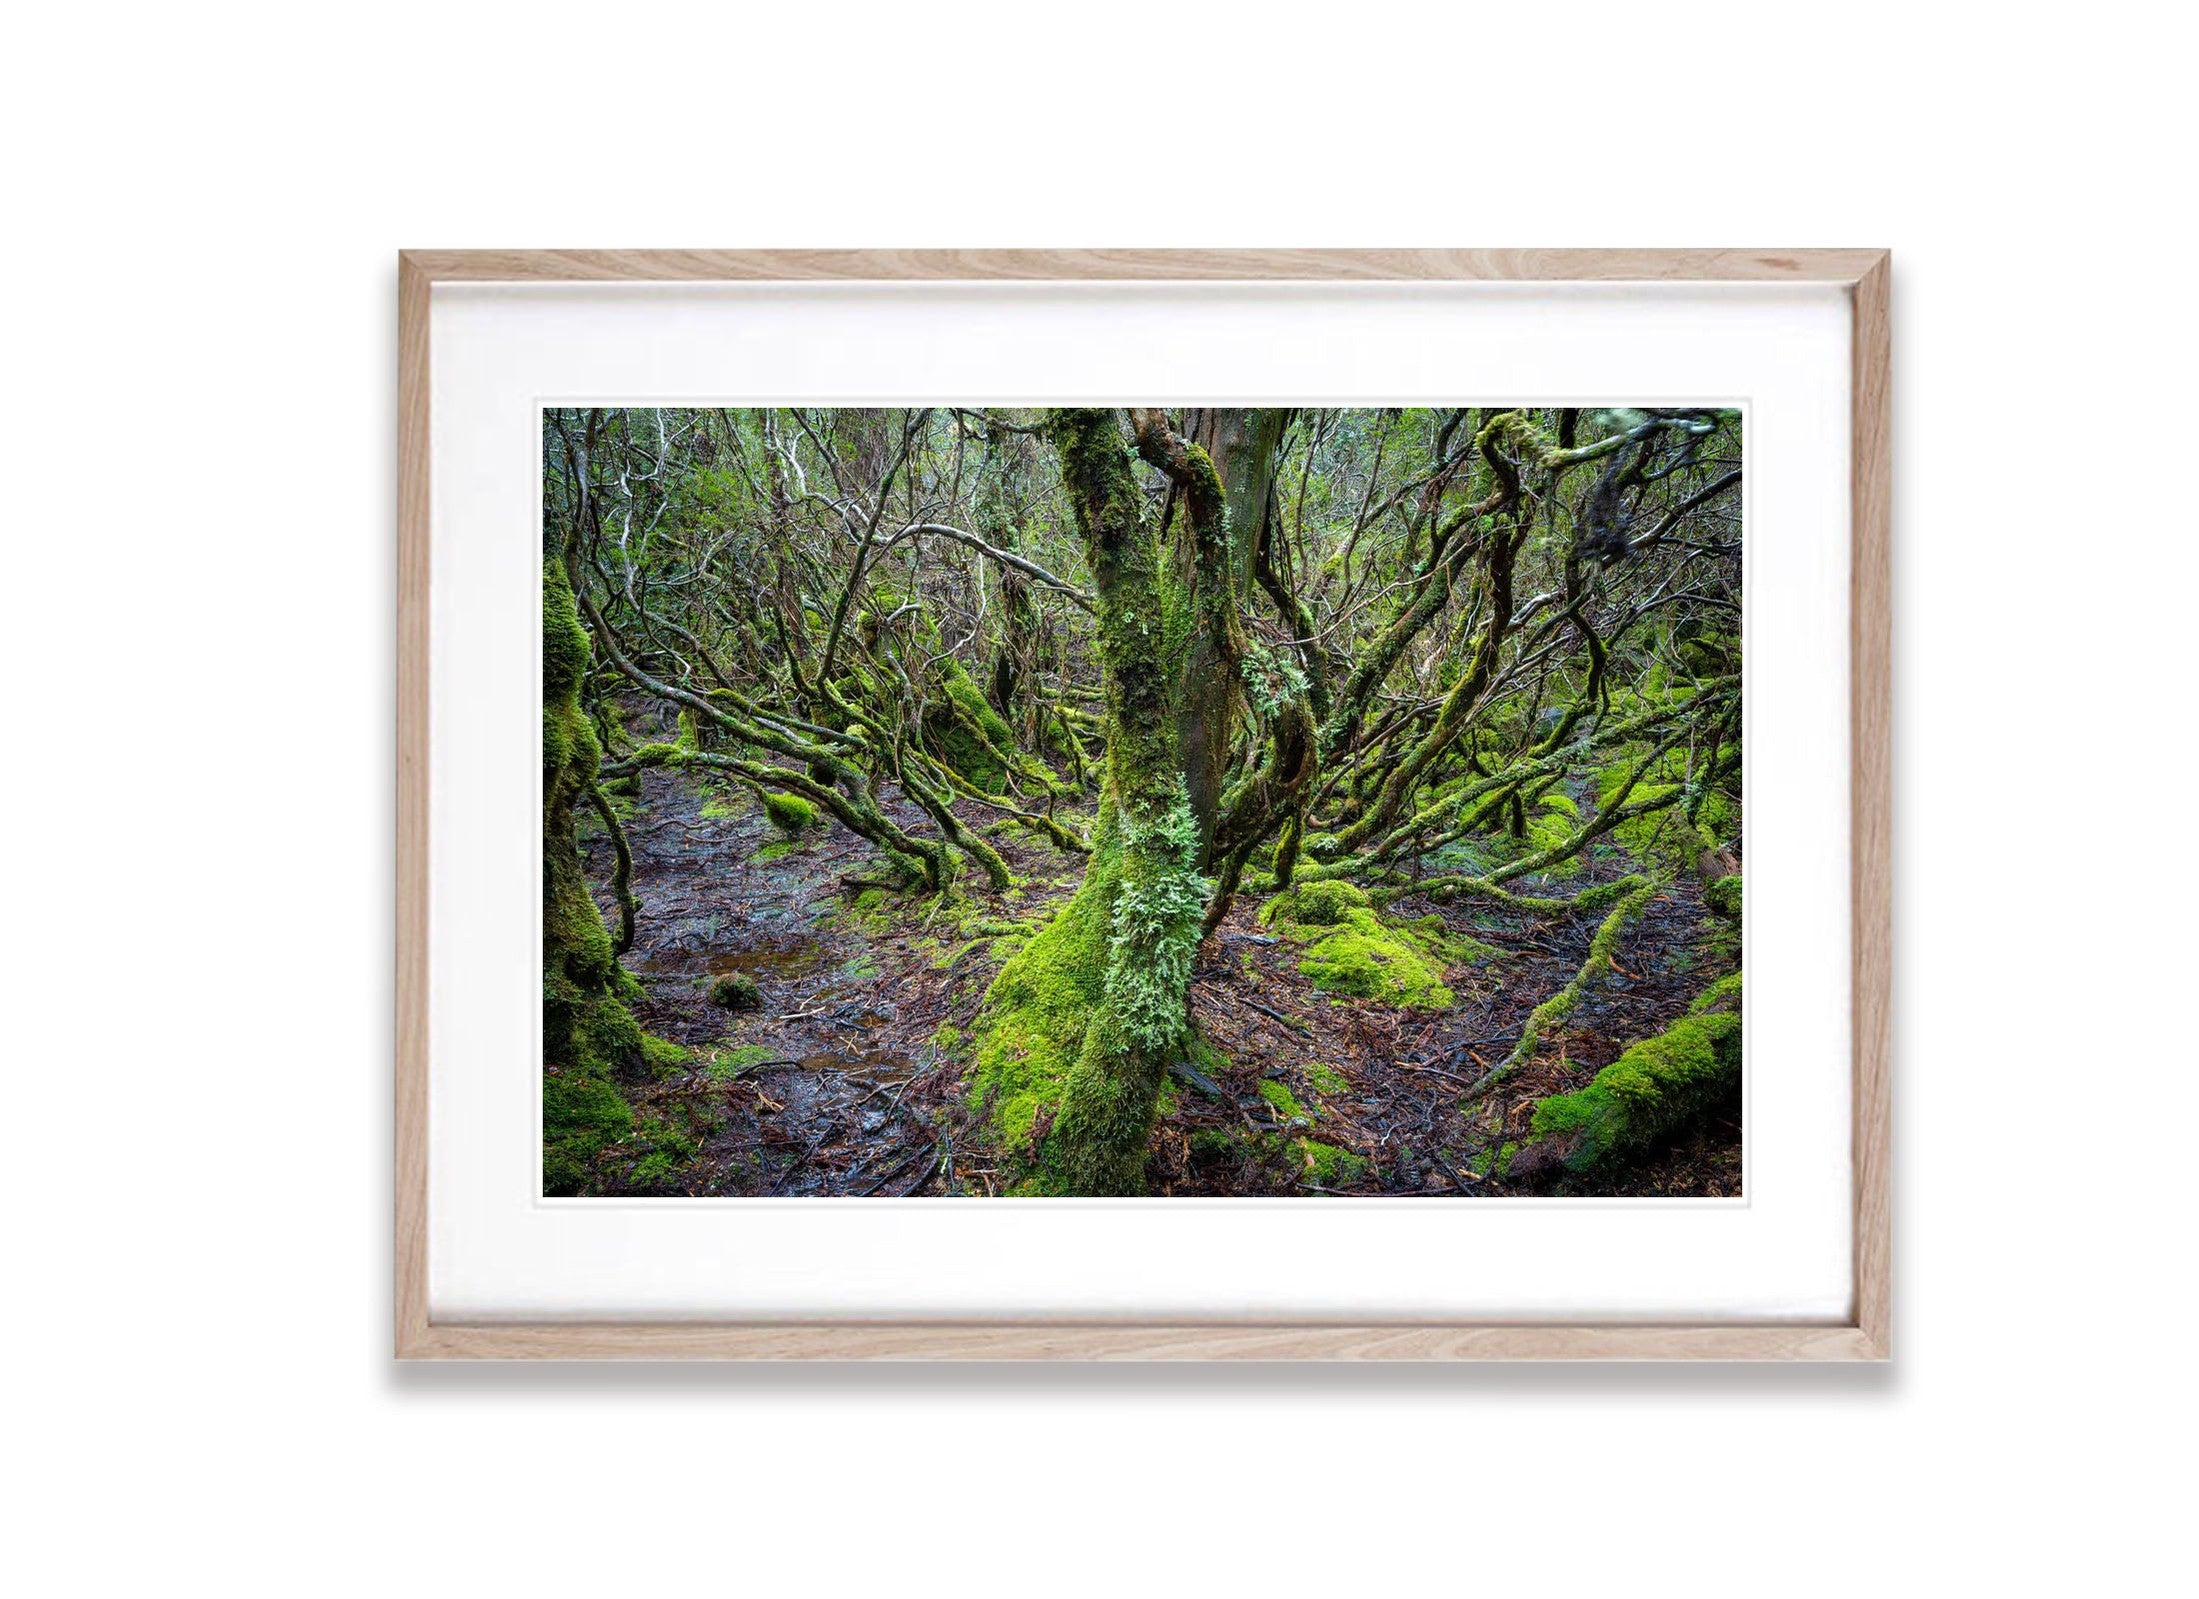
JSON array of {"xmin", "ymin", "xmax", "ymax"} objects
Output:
[
  {"xmin": 929, "ymin": 657, "xmax": 1063, "ymax": 797},
  {"xmin": 1305, "ymin": 1062, "xmax": 1350, "ymax": 1095},
  {"xmin": 1259, "ymin": 879, "xmax": 1458, "ymax": 1008},
  {"xmin": 642, "ymin": 1034, "xmax": 692, "ymax": 1076},
  {"xmin": 1705, "ymin": 874, "xmax": 1742, "ymax": 923},
  {"xmin": 698, "ymin": 783, "xmax": 743, "ymax": 821},
  {"xmin": 1188, "ymin": 1128, "xmax": 1242, "ymax": 1162},
  {"xmin": 542, "ymin": 1069, "xmax": 633, "ymax": 1194},
  {"xmin": 1257, "ymin": 1078, "xmax": 1310, "ymax": 1122},
  {"xmin": 752, "ymin": 839, "xmax": 802, "ymax": 864},
  {"xmin": 1689, "ymin": 971, "xmax": 1743, "ymax": 1016},
  {"xmin": 931, "ymin": 1022, "xmax": 965, "ymax": 1054},
  {"xmin": 1260, "ymin": 876, "xmax": 1367, "ymax": 927},
  {"xmin": 707, "ymin": 972, "xmax": 762, "ymax": 1010},
  {"xmin": 541, "ymin": 555, "xmax": 646, "ymax": 1195},
  {"xmin": 625, "ymin": 1113, "xmax": 703, "ymax": 1187},
  {"xmin": 705, "ymin": 1043, "xmax": 779, "ymax": 1081},
  {"xmin": 761, "ymin": 789, "xmax": 819, "ymax": 835},
  {"xmin": 1294, "ymin": 1139, "xmax": 1369, "ymax": 1186},
  {"xmin": 968, "ymin": 827, "xmax": 1121, "ymax": 1182},
  {"xmin": 1514, "ymin": 1010, "xmax": 1742, "ymax": 1181},
  {"xmin": 1188, "ymin": 1033, "xmax": 1233, "ymax": 1081}
]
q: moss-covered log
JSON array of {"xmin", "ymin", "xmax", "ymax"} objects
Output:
[
  {"xmin": 1501, "ymin": 975, "xmax": 1742, "ymax": 1187},
  {"xmin": 1465, "ymin": 876, "xmax": 1660, "ymax": 1098}
]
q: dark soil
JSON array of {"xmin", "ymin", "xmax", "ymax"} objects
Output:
[{"xmin": 578, "ymin": 707, "xmax": 1740, "ymax": 1199}]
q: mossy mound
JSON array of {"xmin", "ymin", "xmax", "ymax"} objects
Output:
[
  {"xmin": 1704, "ymin": 874, "xmax": 1742, "ymax": 923},
  {"xmin": 1505, "ymin": 1005, "xmax": 1742, "ymax": 1186},
  {"xmin": 1257, "ymin": 879, "xmax": 1461, "ymax": 1009},
  {"xmin": 707, "ymin": 972, "xmax": 763, "ymax": 1010}
]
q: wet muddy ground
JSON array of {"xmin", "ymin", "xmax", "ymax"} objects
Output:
[{"xmin": 577, "ymin": 711, "xmax": 1740, "ymax": 1198}]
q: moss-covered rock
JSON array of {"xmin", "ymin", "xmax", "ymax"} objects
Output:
[
  {"xmin": 707, "ymin": 972, "xmax": 763, "ymax": 1010},
  {"xmin": 1704, "ymin": 874, "xmax": 1742, "ymax": 923},
  {"xmin": 1689, "ymin": 971, "xmax": 1743, "ymax": 1016}
]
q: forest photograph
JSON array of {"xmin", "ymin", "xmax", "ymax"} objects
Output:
[{"xmin": 543, "ymin": 403, "xmax": 1744, "ymax": 1199}]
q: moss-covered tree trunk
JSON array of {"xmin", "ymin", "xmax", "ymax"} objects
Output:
[
  {"xmin": 969, "ymin": 409, "xmax": 1210, "ymax": 1194},
  {"xmin": 541, "ymin": 552, "xmax": 645, "ymax": 1193}
]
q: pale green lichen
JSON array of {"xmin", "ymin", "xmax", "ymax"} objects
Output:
[{"xmin": 1102, "ymin": 793, "xmax": 1210, "ymax": 1049}]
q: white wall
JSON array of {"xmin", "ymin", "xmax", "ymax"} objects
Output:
[{"xmin": 7, "ymin": 4, "xmax": 2188, "ymax": 1593}]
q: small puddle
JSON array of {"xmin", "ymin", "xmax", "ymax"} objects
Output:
[{"xmin": 639, "ymin": 933, "xmax": 828, "ymax": 979}]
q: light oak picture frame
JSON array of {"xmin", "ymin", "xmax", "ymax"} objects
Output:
[{"xmin": 396, "ymin": 248, "xmax": 1890, "ymax": 1360}]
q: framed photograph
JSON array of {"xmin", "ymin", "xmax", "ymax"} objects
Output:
[{"xmin": 397, "ymin": 249, "xmax": 1889, "ymax": 1359}]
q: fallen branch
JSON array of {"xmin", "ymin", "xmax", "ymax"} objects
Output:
[{"xmin": 1464, "ymin": 877, "xmax": 1661, "ymax": 1099}]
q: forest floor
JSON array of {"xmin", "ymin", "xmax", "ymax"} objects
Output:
[{"xmin": 578, "ymin": 710, "xmax": 1741, "ymax": 1199}]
